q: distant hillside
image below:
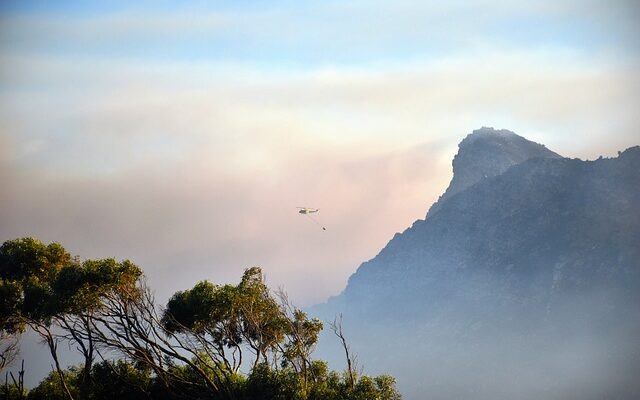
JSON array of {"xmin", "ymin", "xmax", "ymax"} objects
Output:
[{"xmin": 313, "ymin": 128, "xmax": 640, "ymax": 400}]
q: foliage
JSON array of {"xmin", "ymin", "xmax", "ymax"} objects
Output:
[
  {"xmin": 1, "ymin": 238, "xmax": 144, "ymax": 400},
  {"xmin": 26, "ymin": 361, "xmax": 151, "ymax": 400},
  {"xmin": 245, "ymin": 361, "xmax": 400, "ymax": 400},
  {"xmin": 20, "ymin": 360, "xmax": 401, "ymax": 400},
  {"xmin": 0, "ymin": 238, "xmax": 71, "ymax": 282},
  {"xmin": 84, "ymin": 360, "xmax": 152, "ymax": 400},
  {"xmin": 0, "ymin": 383, "xmax": 27, "ymax": 400},
  {"xmin": 27, "ymin": 367, "xmax": 80, "ymax": 400},
  {"xmin": 0, "ymin": 238, "xmax": 402, "ymax": 399}
]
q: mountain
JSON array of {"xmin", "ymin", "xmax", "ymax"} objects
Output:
[
  {"xmin": 313, "ymin": 128, "xmax": 640, "ymax": 400},
  {"xmin": 428, "ymin": 127, "xmax": 561, "ymax": 216}
]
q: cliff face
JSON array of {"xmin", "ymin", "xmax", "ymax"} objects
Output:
[
  {"xmin": 428, "ymin": 127, "xmax": 561, "ymax": 216},
  {"xmin": 314, "ymin": 129, "xmax": 640, "ymax": 400}
]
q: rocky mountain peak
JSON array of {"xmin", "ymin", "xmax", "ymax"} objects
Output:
[{"xmin": 428, "ymin": 127, "xmax": 561, "ymax": 216}]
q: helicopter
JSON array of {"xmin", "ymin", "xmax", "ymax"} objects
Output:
[
  {"xmin": 297, "ymin": 207, "xmax": 325, "ymax": 230},
  {"xmin": 297, "ymin": 207, "xmax": 319, "ymax": 214}
]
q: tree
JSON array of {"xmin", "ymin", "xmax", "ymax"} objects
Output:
[
  {"xmin": 277, "ymin": 290, "xmax": 323, "ymax": 396},
  {"xmin": 89, "ymin": 277, "xmax": 231, "ymax": 399},
  {"xmin": 26, "ymin": 367, "xmax": 80, "ymax": 400},
  {"xmin": 0, "ymin": 238, "xmax": 76, "ymax": 399},
  {"xmin": 163, "ymin": 280, "xmax": 245, "ymax": 375},
  {"xmin": 0, "ymin": 279, "xmax": 23, "ymax": 373},
  {"xmin": 26, "ymin": 360, "xmax": 151, "ymax": 400},
  {"xmin": 0, "ymin": 238, "xmax": 143, "ymax": 400},
  {"xmin": 329, "ymin": 315, "xmax": 356, "ymax": 389},
  {"xmin": 83, "ymin": 360, "xmax": 152, "ymax": 400},
  {"xmin": 159, "ymin": 267, "xmax": 289, "ymax": 397},
  {"xmin": 236, "ymin": 267, "xmax": 288, "ymax": 370},
  {"xmin": 52, "ymin": 257, "xmax": 142, "ymax": 396},
  {"xmin": 1, "ymin": 238, "xmax": 403, "ymax": 399}
]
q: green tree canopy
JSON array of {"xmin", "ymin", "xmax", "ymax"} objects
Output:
[{"xmin": 1, "ymin": 238, "xmax": 402, "ymax": 400}]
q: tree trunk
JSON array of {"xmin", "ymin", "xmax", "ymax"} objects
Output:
[{"xmin": 44, "ymin": 332, "xmax": 75, "ymax": 400}]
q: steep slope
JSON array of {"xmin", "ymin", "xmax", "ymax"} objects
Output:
[
  {"xmin": 427, "ymin": 127, "xmax": 561, "ymax": 216},
  {"xmin": 313, "ymin": 129, "xmax": 640, "ymax": 400}
]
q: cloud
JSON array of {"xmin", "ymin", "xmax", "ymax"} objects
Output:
[
  {"xmin": 0, "ymin": 133, "xmax": 449, "ymax": 305},
  {"xmin": 2, "ymin": 49, "xmax": 638, "ymax": 166},
  {"xmin": 1, "ymin": 0, "xmax": 640, "ymax": 307}
]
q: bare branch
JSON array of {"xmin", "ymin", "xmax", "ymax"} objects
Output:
[{"xmin": 330, "ymin": 314, "xmax": 357, "ymax": 389}]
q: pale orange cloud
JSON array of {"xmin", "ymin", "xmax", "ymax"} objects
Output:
[{"xmin": 1, "ymin": 46, "xmax": 639, "ymax": 305}]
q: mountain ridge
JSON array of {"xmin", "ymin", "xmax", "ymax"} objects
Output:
[{"xmin": 313, "ymin": 129, "xmax": 640, "ymax": 400}]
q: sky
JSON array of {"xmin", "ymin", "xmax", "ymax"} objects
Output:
[{"xmin": 1, "ymin": 0, "xmax": 640, "ymax": 306}]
